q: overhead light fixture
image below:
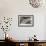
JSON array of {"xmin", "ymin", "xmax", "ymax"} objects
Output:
[{"xmin": 29, "ymin": 0, "xmax": 44, "ymax": 8}]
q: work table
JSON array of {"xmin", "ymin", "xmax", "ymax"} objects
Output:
[{"xmin": 0, "ymin": 39, "xmax": 46, "ymax": 46}]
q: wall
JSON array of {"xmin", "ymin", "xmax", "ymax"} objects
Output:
[{"xmin": 0, "ymin": 0, "xmax": 46, "ymax": 40}]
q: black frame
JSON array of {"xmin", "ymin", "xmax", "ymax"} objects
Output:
[{"xmin": 18, "ymin": 15, "xmax": 34, "ymax": 27}]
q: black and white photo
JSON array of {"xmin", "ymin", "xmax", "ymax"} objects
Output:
[{"xmin": 18, "ymin": 15, "xmax": 34, "ymax": 27}]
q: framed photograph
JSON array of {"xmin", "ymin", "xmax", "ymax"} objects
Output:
[{"xmin": 18, "ymin": 15, "xmax": 34, "ymax": 27}]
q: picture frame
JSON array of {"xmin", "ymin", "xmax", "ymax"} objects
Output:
[{"xmin": 18, "ymin": 15, "xmax": 34, "ymax": 27}]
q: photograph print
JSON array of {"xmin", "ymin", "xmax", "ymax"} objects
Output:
[{"xmin": 18, "ymin": 15, "xmax": 34, "ymax": 27}]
